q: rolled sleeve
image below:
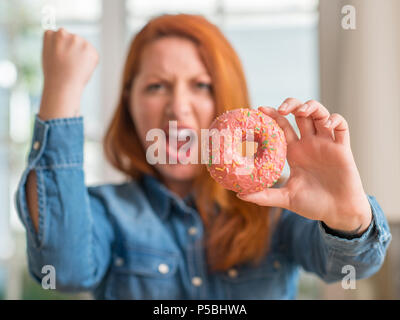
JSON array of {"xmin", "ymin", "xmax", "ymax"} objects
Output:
[
  {"xmin": 278, "ymin": 193, "xmax": 392, "ymax": 283},
  {"xmin": 14, "ymin": 114, "xmax": 113, "ymax": 292},
  {"xmin": 317, "ymin": 194, "xmax": 392, "ymax": 282},
  {"xmin": 15, "ymin": 115, "xmax": 84, "ymax": 249},
  {"xmin": 28, "ymin": 115, "xmax": 84, "ymax": 167},
  {"xmin": 317, "ymin": 194, "xmax": 392, "ymax": 255}
]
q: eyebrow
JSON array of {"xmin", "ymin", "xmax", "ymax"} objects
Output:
[{"xmin": 144, "ymin": 72, "xmax": 211, "ymax": 79}]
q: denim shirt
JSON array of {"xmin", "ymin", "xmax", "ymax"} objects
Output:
[{"xmin": 15, "ymin": 115, "xmax": 392, "ymax": 299}]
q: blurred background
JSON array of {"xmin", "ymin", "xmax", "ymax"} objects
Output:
[{"xmin": 0, "ymin": 0, "xmax": 399, "ymax": 299}]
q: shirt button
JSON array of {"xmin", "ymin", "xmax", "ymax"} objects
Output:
[
  {"xmin": 191, "ymin": 276, "xmax": 203, "ymax": 287},
  {"xmin": 273, "ymin": 260, "xmax": 281, "ymax": 269},
  {"xmin": 33, "ymin": 141, "xmax": 40, "ymax": 150},
  {"xmin": 114, "ymin": 257, "xmax": 124, "ymax": 267},
  {"xmin": 188, "ymin": 226, "xmax": 197, "ymax": 235},
  {"xmin": 158, "ymin": 263, "xmax": 170, "ymax": 274},
  {"xmin": 227, "ymin": 268, "xmax": 238, "ymax": 278}
]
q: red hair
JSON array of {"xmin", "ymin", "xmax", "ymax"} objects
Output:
[{"xmin": 104, "ymin": 14, "xmax": 279, "ymax": 272}]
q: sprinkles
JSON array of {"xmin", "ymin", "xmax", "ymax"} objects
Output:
[{"xmin": 206, "ymin": 108, "xmax": 287, "ymax": 195}]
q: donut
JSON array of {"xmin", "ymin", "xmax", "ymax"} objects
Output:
[{"xmin": 205, "ymin": 108, "xmax": 287, "ymax": 195}]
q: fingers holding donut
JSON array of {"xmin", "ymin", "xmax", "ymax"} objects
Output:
[
  {"xmin": 293, "ymin": 100, "xmax": 319, "ymax": 138},
  {"xmin": 278, "ymin": 98, "xmax": 350, "ymax": 145},
  {"xmin": 278, "ymin": 98, "xmax": 316, "ymax": 139},
  {"xmin": 295, "ymin": 100, "xmax": 350, "ymax": 144},
  {"xmin": 277, "ymin": 97, "xmax": 303, "ymax": 114},
  {"xmin": 323, "ymin": 113, "xmax": 351, "ymax": 146},
  {"xmin": 302, "ymin": 100, "xmax": 332, "ymax": 139},
  {"xmin": 258, "ymin": 106, "xmax": 299, "ymax": 144},
  {"xmin": 279, "ymin": 98, "xmax": 333, "ymax": 140}
]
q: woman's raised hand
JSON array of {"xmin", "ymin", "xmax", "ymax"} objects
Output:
[
  {"xmin": 39, "ymin": 28, "xmax": 99, "ymax": 120},
  {"xmin": 238, "ymin": 98, "xmax": 372, "ymax": 234}
]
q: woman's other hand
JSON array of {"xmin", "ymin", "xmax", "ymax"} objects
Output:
[{"xmin": 39, "ymin": 28, "xmax": 99, "ymax": 120}]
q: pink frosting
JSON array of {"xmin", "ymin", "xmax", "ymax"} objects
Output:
[{"xmin": 206, "ymin": 108, "xmax": 287, "ymax": 194}]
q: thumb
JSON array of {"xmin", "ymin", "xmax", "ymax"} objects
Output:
[{"xmin": 237, "ymin": 187, "xmax": 289, "ymax": 208}]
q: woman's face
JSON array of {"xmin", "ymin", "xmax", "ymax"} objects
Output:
[{"xmin": 130, "ymin": 36, "xmax": 215, "ymax": 191}]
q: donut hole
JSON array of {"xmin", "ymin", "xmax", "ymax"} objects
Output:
[{"xmin": 236, "ymin": 141, "xmax": 259, "ymax": 158}]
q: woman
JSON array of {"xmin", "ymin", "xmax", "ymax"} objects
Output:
[{"xmin": 16, "ymin": 14, "xmax": 391, "ymax": 299}]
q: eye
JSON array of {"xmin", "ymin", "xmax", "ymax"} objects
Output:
[
  {"xmin": 146, "ymin": 83, "xmax": 164, "ymax": 92},
  {"xmin": 196, "ymin": 82, "xmax": 212, "ymax": 91}
]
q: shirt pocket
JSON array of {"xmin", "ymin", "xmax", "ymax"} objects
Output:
[
  {"xmin": 104, "ymin": 246, "xmax": 182, "ymax": 299},
  {"xmin": 219, "ymin": 253, "xmax": 289, "ymax": 299}
]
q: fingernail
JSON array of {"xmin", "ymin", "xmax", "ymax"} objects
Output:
[
  {"xmin": 299, "ymin": 104, "xmax": 308, "ymax": 112},
  {"xmin": 324, "ymin": 119, "xmax": 332, "ymax": 128},
  {"xmin": 279, "ymin": 103, "xmax": 288, "ymax": 111}
]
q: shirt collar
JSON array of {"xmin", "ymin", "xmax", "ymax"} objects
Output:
[{"xmin": 140, "ymin": 174, "xmax": 196, "ymax": 221}]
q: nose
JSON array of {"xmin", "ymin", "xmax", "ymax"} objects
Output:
[{"xmin": 165, "ymin": 82, "xmax": 191, "ymax": 118}]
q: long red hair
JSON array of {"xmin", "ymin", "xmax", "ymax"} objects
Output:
[{"xmin": 104, "ymin": 14, "xmax": 278, "ymax": 272}]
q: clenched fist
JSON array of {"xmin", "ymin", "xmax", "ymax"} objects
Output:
[{"xmin": 39, "ymin": 28, "xmax": 99, "ymax": 120}]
